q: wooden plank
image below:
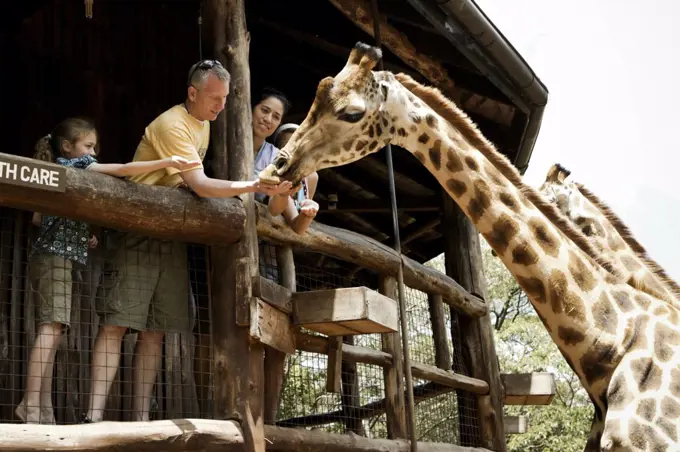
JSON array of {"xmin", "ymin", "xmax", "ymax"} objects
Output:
[
  {"xmin": 257, "ymin": 202, "xmax": 487, "ymax": 318},
  {"xmin": 501, "ymin": 372, "xmax": 556, "ymax": 406},
  {"xmin": 251, "ymin": 275, "xmax": 292, "ymax": 314},
  {"xmin": 504, "ymin": 415, "xmax": 529, "ymax": 434},
  {"xmin": 249, "ymin": 298, "xmax": 295, "ymax": 355},
  {"xmin": 410, "ymin": 362, "xmax": 489, "ymax": 395},
  {"xmin": 325, "ymin": 337, "xmax": 343, "ymax": 394},
  {"xmin": 0, "ymin": 419, "xmax": 245, "ymax": 451},
  {"xmin": 442, "ymin": 194, "xmax": 506, "ymax": 451},
  {"xmin": 292, "ymin": 286, "xmax": 398, "ymax": 335},
  {"xmin": 0, "ymin": 153, "xmax": 245, "ymax": 245}
]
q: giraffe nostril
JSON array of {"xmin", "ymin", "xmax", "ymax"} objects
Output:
[{"xmin": 275, "ymin": 158, "xmax": 287, "ymax": 171}]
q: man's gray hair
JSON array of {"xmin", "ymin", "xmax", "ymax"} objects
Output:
[{"xmin": 187, "ymin": 60, "xmax": 231, "ymax": 88}]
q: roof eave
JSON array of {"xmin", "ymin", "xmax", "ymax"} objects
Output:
[{"xmin": 405, "ymin": 0, "xmax": 549, "ymax": 175}]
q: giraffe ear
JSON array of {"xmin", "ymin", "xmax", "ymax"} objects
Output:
[{"xmin": 545, "ymin": 163, "xmax": 571, "ymax": 185}]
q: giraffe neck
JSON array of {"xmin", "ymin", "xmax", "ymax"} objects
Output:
[{"xmin": 384, "ymin": 79, "xmax": 626, "ymax": 403}]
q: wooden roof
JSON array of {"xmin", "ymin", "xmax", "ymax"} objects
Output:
[{"xmin": 0, "ymin": 0, "xmax": 547, "ymax": 281}]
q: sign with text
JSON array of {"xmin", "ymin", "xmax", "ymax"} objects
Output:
[{"xmin": 0, "ymin": 154, "xmax": 66, "ymax": 193}]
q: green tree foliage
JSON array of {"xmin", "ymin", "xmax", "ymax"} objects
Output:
[{"xmin": 480, "ymin": 242, "xmax": 593, "ymax": 451}]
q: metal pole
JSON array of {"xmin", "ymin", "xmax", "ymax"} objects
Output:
[{"xmin": 369, "ymin": 1, "xmax": 418, "ymax": 450}]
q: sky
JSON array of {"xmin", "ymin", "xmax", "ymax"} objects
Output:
[{"xmin": 474, "ymin": 0, "xmax": 680, "ymax": 281}]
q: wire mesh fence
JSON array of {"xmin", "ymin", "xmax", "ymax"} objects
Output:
[{"xmin": 0, "ymin": 206, "xmax": 482, "ymax": 447}]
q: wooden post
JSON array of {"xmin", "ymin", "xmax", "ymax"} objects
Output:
[
  {"xmin": 263, "ymin": 245, "xmax": 295, "ymax": 424},
  {"xmin": 442, "ymin": 194, "xmax": 506, "ymax": 452},
  {"xmin": 379, "ymin": 276, "xmax": 407, "ymax": 439},
  {"xmin": 206, "ymin": 0, "xmax": 264, "ymax": 451}
]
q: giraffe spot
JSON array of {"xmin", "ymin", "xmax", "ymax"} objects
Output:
[
  {"xmin": 608, "ymin": 235, "xmax": 626, "ymax": 251},
  {"xmin": 368, "ymin": 125, "xmax": 375, "ymax": 138},
  {"xmin": 611, "ymin": 290, "xmax": 634, "ymax": 312},
  {"xmin": 621, "ymin": 255, "xmax": 642, "ymax": 272},
  {"xmin": 414, "ymin": 102, "xmax": 421, "ymax": 109},
  {"xmin": 397, "ymin": 128, "xmax": 407, "ymax": 137},
  {"xmin": 621, "ymin": 315, "xmax": 648, "ymax": 351},
  {"xmin": 446, "ymin": 179, "xmax": 467, "ymax": 197},
  {"xmin": 499, "ymin": 192, "xmax": 520, "ymax": 212},
  {"xmin": 592, "ymin": 293, "xmax": 617, "ymax": 335},
  {"xmin": 382, "ymin": 117, "xmax": 388, "ymax": 127},
  {"xmin": 558, "ymin": 326, "xmax": 585, "ymax": 346},
  {"xmin": 376, "ymin": 123, "xmax": 383, "ymax": 137},
  {"xmin": 629, "ymin": 419, "xmax": 657, "ymax": 450},
  {"xmin": 654, "ymin": 322, "xmax": 680, "ymax": 362},
  {"xmin": 425, "ymin": 114, "xmax": 438, "ymax": 128},
  {"xmin": 409, "ymin": 112, "xmax": 422, "ymax": 124},
  {"xmin": 608, "ymin": 374, "xmax": 632, "ymax": 409},
  {"xmin": 580, "ymin": 343, "xmax": 617, "ymax": 386},
  {"xmin": 467, "ymin": 179, "xmax": 492, "ymax": 223},
  {"xmin": 661, "ymin": 398, "xmax": 680, "ymax": 418},
  {"xmin": 568, "ymin": 251, "xmax": 597, "ymax": 292},
  {"xmin": 511, "ymin": 242, "xmax": 539, "ymax": 266},
  {"xmin": 355, "ymin": 140, "xmax": 368, "ymax": 151},
  {"xmin": 485, "ymin": 214, "xmax": 519, "ymax": 255},
  {"xmin": 368, "ymin": 141, "xmax": 378, "ymax": 152},
  {"xmin": 389, "ymin": 126, "xmax": 395, "ymax": 134},
  {"xmin": 632, "ymin": 357, "xmax": 663, "ymax": 391},
  {"xmin": 445, "ymin": 149, "xmax": 463, "ymax": 173},
  {"xmin": 342, "ymin": 139, "xmax": 354, "ymax": 151},
  {"xmin": 671, "ymin": 368, "xmax": 680, "ymax": 398},
  {"xmin": 465, "ymin": 156, "xmax": 479, "ymax": 171},
  {"xmin": 658, "ymin": 418, "xmax": 678, "ymax": 442},
  {"xmin": 653, "ymin": 305, "xmax": 670, "ymax": 317},
  {"xmin": 410, "ymin": 124, "xmax": 418, "ymax": 133},
  {"xmin": 640, "ymin": 273, "xmax": 667, "ymax": 296},
  {"xmin": 428, "ymin": 140, "xmax": 442, "ymax": 171},
  {"xmin": 413, "ymin": 151, "xmax": 426, "ymax": 165},
  {"xmin": 634, "ymin": 294, "xmax": 651, "ymax": 310},
  {"xmin": 528, "ymin": 219, "xmax": 560, "ymax": 258},
  {"xmin": 547, "ymin": 270, "xmax": 587, "ymax": 322},
  {"xmin": 516, "ymin": 276, "xmax": 547, "ymax": 304},
  {"xmin": 636, "ymin": 398, "xmax": 656, "ymax": 421}
]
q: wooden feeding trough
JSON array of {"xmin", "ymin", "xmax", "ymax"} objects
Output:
[{"xmin": 292, "ymin": 286, "xmax": 399, "ymax": 336}]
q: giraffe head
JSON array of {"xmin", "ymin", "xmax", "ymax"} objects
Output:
[
  {"xmin": 259, "ymin": 42, "xmax": 399, "ymax": 186},
  {"xmin": 538, "ymin": 163, "xmax": 577, "ymax": 215}
]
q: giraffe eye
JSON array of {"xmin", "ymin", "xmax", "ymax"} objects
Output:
[{"xmin": 338, "ymin": 111, "xmax": 365, "ymax": 123}]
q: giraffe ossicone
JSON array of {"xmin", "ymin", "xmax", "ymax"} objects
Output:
[{"xmin": 260, "ymin": 41, "xmax": 680, "ymax": 451}]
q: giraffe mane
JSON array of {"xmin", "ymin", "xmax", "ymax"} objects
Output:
[
  {"xmin": 394, "ymin": 72, "xmax": 622, "ymax": 278},
  {"xmin": 574, "ymin": 182, "xmax": 680, "ymax": 299}
]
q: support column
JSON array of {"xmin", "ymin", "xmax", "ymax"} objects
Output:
[
  {"xmin": 442, "ymin": 193, "xmax": 506, "ymax": 451},
  {"xmin": 206, "ymin": 1, "xmax": 263, "ymax": 451}
]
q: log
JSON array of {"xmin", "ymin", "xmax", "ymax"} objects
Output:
[
  {"xmin": 255, "ymin": 203, "xmax": 487, "ymax": 318},
  {"xmin": 264, "ymin": 425, "xmax": 493, "ymax": 452},
  {"xmin": 327, "ymin": 0, "xmax": 514, "ymax": 127},
  {"xmin": 295, "ymin": 332, "xmax": 392, "ymax": 367},
  {"xmin": 0, "ymin": 419, "xmax": 244, "ymax": 451},
  {"xmin": 0, "ymin": 153, "xmax": 245, "ymax": 244}
]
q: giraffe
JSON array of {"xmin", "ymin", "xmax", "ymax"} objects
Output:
[
  {"xmin": 538, "ymin": 163, "xmax": 680, "ymax": 309},
  {"xmin": 259, "ymin": 42, "xmax": 680, "ymax": 451}
]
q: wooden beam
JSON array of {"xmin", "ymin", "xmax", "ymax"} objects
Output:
[
  {"xmin": 0, "ymin": 153, "xmax": 245, "ymax": 245},
  {"xmin": 256, "ymin": 203, "xmax": 487, "ymax": 318},
  {"xmin": 327, "ymin": 0, "xmax": 515, "ymax": 126},
  {"xmin": 317, "ymin": 196, "xmax": 440, "ymax": 213},
  {"xmin": 326, "ymin": 336, "xmax": 343, "ymax": 393},
  {"xmin": 264, "ymin": 425, "xmax": 493, "ymax": 452},
  {"xmin": 295, "ymin": 332, "xmax": 392, "ymax": 367},
  {"xmin": 0, "ymin": 419, "xmax": 245, "ymax": 451},
  {"xmin": 353, "ymin": 156, "xmax": 435, "ymax": 197},
  {"xmin": 251, "ymin": 275, "xmax": 292, "ymax": 314},
  {"xmin": 410, "ymin": 362, "xmax": 488, "ymax": 394},
  {"xmin": 502, "ymin": 372, "xmax": 556, "ymax": 406}
]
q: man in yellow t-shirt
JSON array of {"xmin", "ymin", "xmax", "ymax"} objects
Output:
[{"xmin": 84, "ymin": 60, "xmax": 292, "ymax": 423}]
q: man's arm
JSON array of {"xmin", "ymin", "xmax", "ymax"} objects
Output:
[{"xmin": 180, "ymin": 168, "xmax": 289, "ymax": 198}]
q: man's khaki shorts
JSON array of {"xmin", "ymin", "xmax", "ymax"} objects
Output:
[
  {"xmin": 30, "ymin": 253, "xmax": 73, "ymax": 326},
  {"xmin": 99, "ymin": 232, "xmax": 189, "ymax": 333}
]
